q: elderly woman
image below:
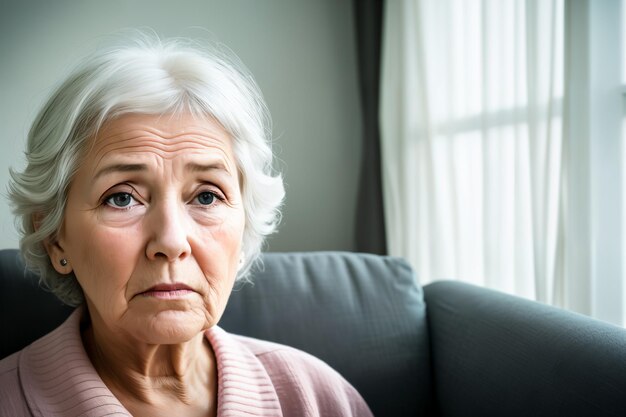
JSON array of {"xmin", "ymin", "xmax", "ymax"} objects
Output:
[{"xmin": 0, "ymin": 35, "xmax": 373, "ymax": 417}]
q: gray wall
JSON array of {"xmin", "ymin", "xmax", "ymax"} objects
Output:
[{"xmin": 0, "ymin": 0, "xmax": 362, "ymax": 252}]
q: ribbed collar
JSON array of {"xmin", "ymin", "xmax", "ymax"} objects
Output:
[
  {"xmin": 19, "ymin": 307, "xmax": 282, "ymax": 417},
  {"xmin": 206, "ymin": 326, "xmax": 282, "ymax": 417}
]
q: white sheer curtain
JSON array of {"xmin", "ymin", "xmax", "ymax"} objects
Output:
[
  {"xmin": 381, "ymin": 0, "xmax": 565, "ymax": 302},
  {"xmin": 381, "ymin": 0, "xmax": 625, "ymax": 325}
]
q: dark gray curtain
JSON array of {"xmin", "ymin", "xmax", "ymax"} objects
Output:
[{"xmin": 353, "ymin": 0, "xmax": 387, "ymax": 254}]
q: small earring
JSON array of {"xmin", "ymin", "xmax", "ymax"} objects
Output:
[
  {"xmin": 60, "ymin": 259, "xmax": 68, "ymax": 267},
  {"xmin": 238, "ymin": 253, "xmax": 245, "ymax": 267}
]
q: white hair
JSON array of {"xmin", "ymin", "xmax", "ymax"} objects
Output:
[{"xmin": 8, "ymin": 33, "xmax": 285, "ymax": 306}]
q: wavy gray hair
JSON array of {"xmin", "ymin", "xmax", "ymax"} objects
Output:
[{"xmin": 8, "ymin": 34, "xmax": 285, "ymax": 306}]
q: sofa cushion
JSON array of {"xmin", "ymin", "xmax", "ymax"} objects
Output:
[{"xmin": 221, "ymin": 251, "xmax": 434, "ymax": 417}]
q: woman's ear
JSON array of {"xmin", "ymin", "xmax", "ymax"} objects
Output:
[
  {"xmin": 33, "ymin": 213, "xmax": 72, "ymax": 275},
  {"xmin": 44, "ymin": 238, "xmax": 72, "ymax": 275},
  {"xmin": 237, "ymin": 251, "xmax": 246, "ymax": 271}
]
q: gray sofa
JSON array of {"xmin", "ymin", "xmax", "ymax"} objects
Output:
[{"xmin": 1, "ymin": 249, "xmax": 625, "ymax": 416}]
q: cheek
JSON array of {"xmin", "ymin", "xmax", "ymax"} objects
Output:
[
  {"xmin": 192, "ymin": 213, "xmax": 245, "ymax": 280},
  {"xmin": 69, "ymin": 225, "xmax": 143, "ymax": 297},
  {"xmin": 80, "ymin": 225, "xmax": 140, "ymax": 263}
]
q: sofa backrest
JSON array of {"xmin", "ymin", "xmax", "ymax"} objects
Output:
[
  {"xmin": 0, "ymin": 249, "xmax": 433, "ymax": 417},
  {"xmin": 0, "ymin": 249, "xmax": 74, "ymax": 358}
]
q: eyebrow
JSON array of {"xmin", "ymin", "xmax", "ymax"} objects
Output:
[
  {"xmin": 94, "ymin": 163, "xmax": 147, "ymax": 180},
  {"xmin": 185, "ymin": 162, "xmax": 231, "ymax": 174},
  {"xmin": 93, "ymin": 162, "xmax": 232, "ymax": 180}
]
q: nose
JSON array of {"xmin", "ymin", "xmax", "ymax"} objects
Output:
[{"xmin": 145, "ymin": 197, "xmax": 192, "ymax": 262}]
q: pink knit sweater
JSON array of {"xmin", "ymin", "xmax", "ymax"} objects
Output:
[{"xmin": 0, "ymin": 309, "xmax": 373, "ymax": 416}]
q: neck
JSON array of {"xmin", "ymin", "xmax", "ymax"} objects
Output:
[{"xmin": 82, "ymin": 315, "xmax": 216, "ymax": 414}]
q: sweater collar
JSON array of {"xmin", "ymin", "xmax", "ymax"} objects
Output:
[
  {"xmin": 19, "ymin": 307, "xmax": 282, "ymax": 417},
  {"xmin": 206, "ymin": 326, "xmax": 282, "ymax": 417}
]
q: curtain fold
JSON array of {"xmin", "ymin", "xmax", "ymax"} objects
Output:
[{"xmin": 353, "ymin": 0, "xmax": 387, "ymax": 255}]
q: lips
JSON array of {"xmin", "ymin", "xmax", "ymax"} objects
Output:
[
  {"xmin": 138, "ymin": 283, "xmax": 196, "ymax": 299},
  {"xmin": 146, "ymin": 283, "xmax": 194, "ymax": 292}
]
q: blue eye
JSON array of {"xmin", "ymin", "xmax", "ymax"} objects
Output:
[
  {"xmin": 197, "ymin": 192, "xmax": 216, "ymax": 205},
  {"xmin": 105, "ymin": 192, "xmax": 136, "ymax": 208}
]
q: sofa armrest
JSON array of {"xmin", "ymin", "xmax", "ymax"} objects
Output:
[{"xmin": 424, "ymin": 281, "xmax": 626, "ymax": 417}]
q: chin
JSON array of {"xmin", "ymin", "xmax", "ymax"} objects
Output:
[{"xmin": 135, "ymin": 309, "xmax": 211, "ymax": 345}]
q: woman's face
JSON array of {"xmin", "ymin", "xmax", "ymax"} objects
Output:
[{"xmin": 48, "ymin": 113, "xmax": 245, "ymax": 345}]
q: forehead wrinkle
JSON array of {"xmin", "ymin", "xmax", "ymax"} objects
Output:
[
  {"xmin": 92, "ymin": 131, "xmax": 230, "ymax": 156},
  {"xmin": 90, "ymin": 141, "xmax": 237, "ymax": 178},
  {"xmin": 91, "ymin": 129, "xmax": 233, "ymax": 160},
  {"xmin": 100, "ymin": 122, "xmax": 230, "ymax": 142},
  {"xmin": 86, "ymin": 114, "xmax": 238, "ymax": 178},
  {"xmin": 92, "ymin": 113, "xmax": 232, "ymax": 152},
  {"xmin": 94, "ymin": 139, "xmax": 219, "ymax": 159}
]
